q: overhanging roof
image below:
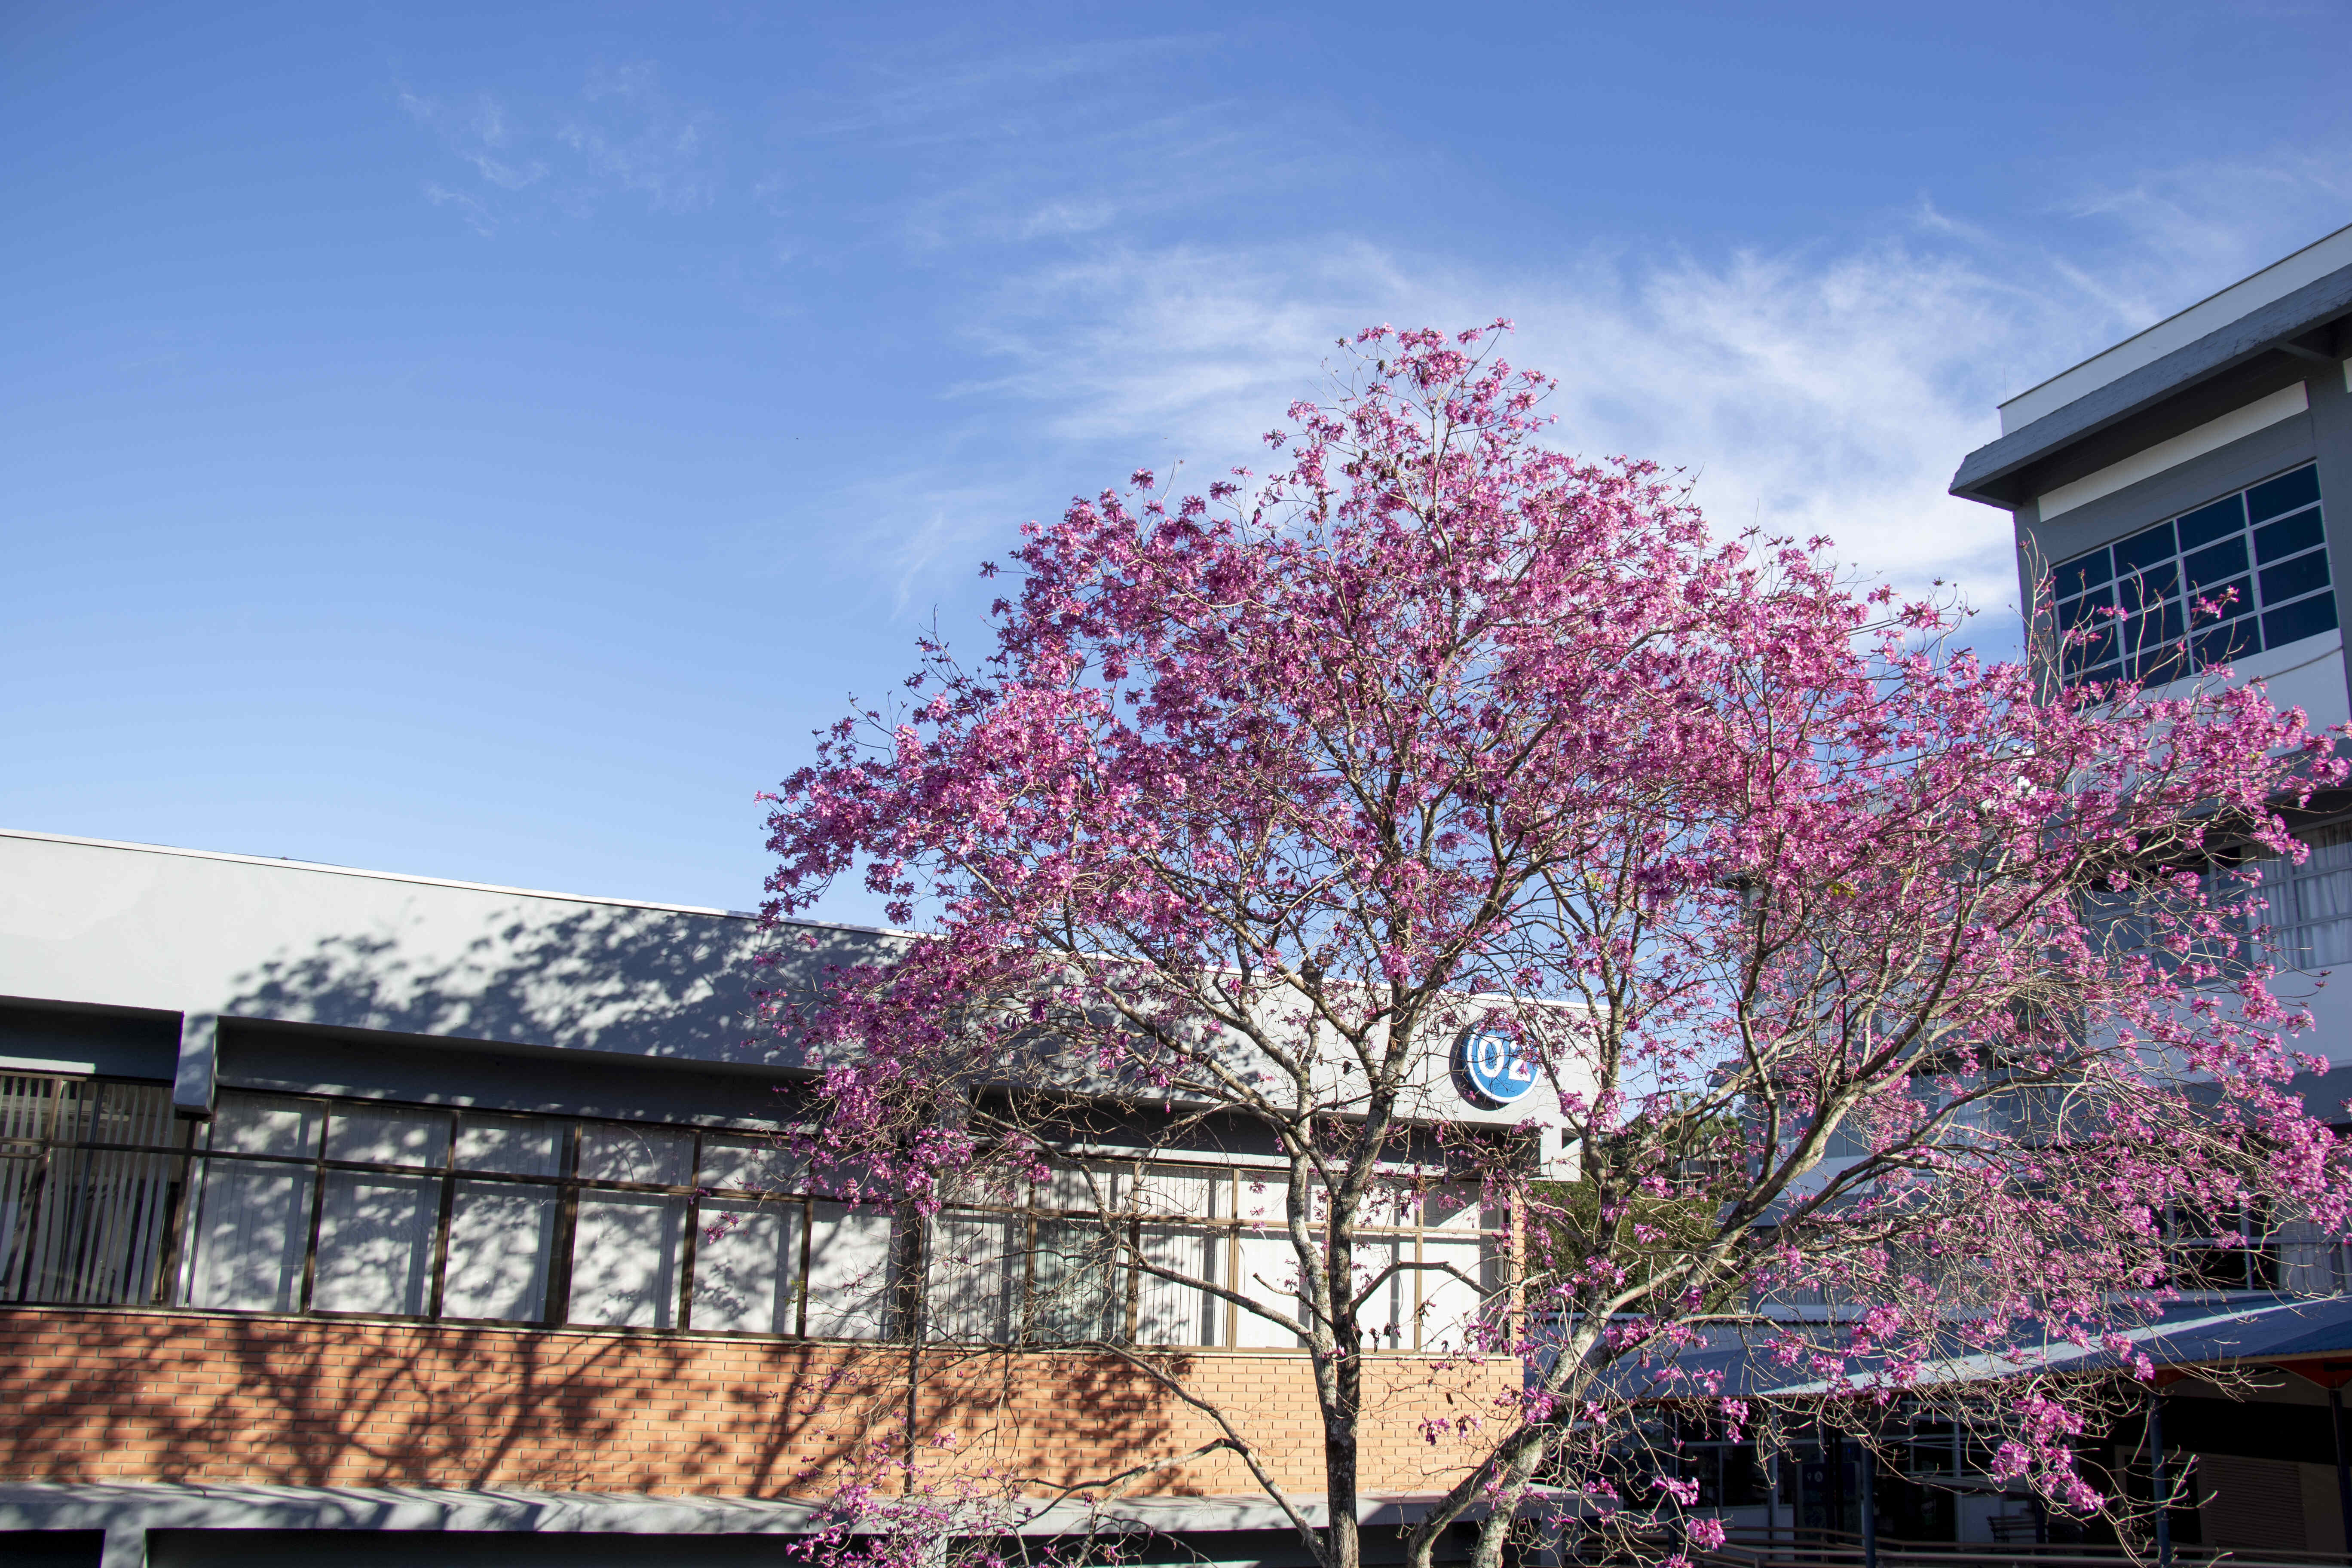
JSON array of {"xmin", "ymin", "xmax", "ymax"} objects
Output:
[{"xmin": 1951, "ymin": 257, "xmax": 2352, "ymax": 511}]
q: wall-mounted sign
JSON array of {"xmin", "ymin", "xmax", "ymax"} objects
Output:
[{"xmin": 1454, "ymin": 1028, "xmax": 1537, "ymax": 1106}]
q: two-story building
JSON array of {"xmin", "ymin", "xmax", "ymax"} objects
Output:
[{"xmin": 0, "ymin": 829, "xmax": 1522, "ymax": 1567}]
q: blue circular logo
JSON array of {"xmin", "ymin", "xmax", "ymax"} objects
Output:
[{"xmin": 1455, "ymin": 1029, "xmax": 1537, "ymax": 1106}]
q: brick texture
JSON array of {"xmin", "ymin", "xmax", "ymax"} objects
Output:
[{"xmin": 0, "ymin": 1308, "xmax": 1518, "ymax": 1501}]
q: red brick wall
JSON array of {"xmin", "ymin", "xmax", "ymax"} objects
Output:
[{"xmin": 0, "ymin": 1308, "xmax": 1516, "ymax": 1501}]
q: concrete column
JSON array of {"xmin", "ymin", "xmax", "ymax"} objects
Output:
[
  {"xmin": 2302, "ymin": 361, "xmax": 2352, "ymax": 715},
  {"xmin": 101, "ymin": 1524, "xmax": 147, "ymax": 1568},
  {"xmin": 172, "ymin": 1011, "xmax": 217, "ymax": 1116}
]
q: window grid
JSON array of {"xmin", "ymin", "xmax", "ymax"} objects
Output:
[
  {"xmin": 2052, "ymin": 462, "xmax": 2334, "ymax": 687},
  {"xmin": 0, "ymin": 1077, "xmax": 1503, "ymax": 1351}
]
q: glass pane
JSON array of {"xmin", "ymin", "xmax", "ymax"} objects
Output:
[
  {"xmin": 313, "ymin": 1170, "xmax": 438, "ymax": 1314},
  {"xmin": 441, "ymin": 1179, "xmax": 557, "ymax": 1320},
  {"xmin": 454, "ymin": 1113, "xmax": 562, "ymax": 1176},
  {"xmin": 568, "ymin": 1190, "xmax": 689, "ymax": 1327},
  {"xmin": 927, "ymin": 1212, "xmax": 1018, "ymax": 1341},
  {"xmin": 2255, "ymin": 508, "xmax": 2325, "ymax": 564},
  {"xmin": 210, "ymin": 1093, "xmax": 323, "ymax": 1158},
  {"xmin": 2182, "ymin": 537, "xmax": 2249, "ymax": 594},
  {"xmin": 2248, "ymin": 464, "xmax": 2321, "ymax": 524},
  {"xmin": 2186, "ymin": 576, "xmax": 2252, "ymax": 622},
  {"xmin": 2177, "ymin": 493, "xmax": 2248, "ymax": 551},
  {"xmin": 2052, "ymin": 547, "xmax": 2111, "ymax": 598},
  {"xmin": 2193, "ymin": 619, "xmax": 2261, "ymax": 670},
  {"xmin": 2260, "ymin": 550, "xmax": 2331, "ymax": 608},
  {"xmin": 1035, "ymin": 1164, "xmax": 1119, "ymax": 1213},
  {"xmin": 2062, "ymin": 623, "xmax": 2116, "ymax": 678},
  {"xmin": 18, "ymin": 1145, "xmax": 181, "ymax": 1308},
  {"xmin": 2114, "ymin": 520, "xmax": 2176, "ymax": 573},
  {"xmin": 578, "ymin": 1124, "xmax": 693, "ymax": 1187},
  {"xmin": 184, "ymin": 1159, "xmax": 313, "ymax": 1311},
  {"xmin": 698, "ymin": 1134, "xmax": 802, "ymax": 1194},
  {"xmin": 2263, "ymin": 594, "xmax": 2338, "ymax": 649},
  {"xmin": 692, "ymin": 1197, "xmax": 801, "ymax": 1333},
  {"xmin": 2056, "ymin": 591, "xmax": 2111, "ymax": 631},
  {"xmin": 2116, "ymin": 559, "xmax": 2178, "ymax": 610},
  {"xmin": 1426, "ymin": 1185, "xmax": 1483, "ymax": 1231},
  {"xmin": 1134, "ymin": 1167, "xmax": 1218, "ymax": 1219},
  {"xmin": 1418, "ymin": 1233, "xmax": 1487, "ymax": 1352},
  {"xmin": 1358, "ymin": 1234, "xmax": 1407, "ymax": 1348},
  {"xmin": 327, "ymin": 1104, "xmax": 449, "ymax": 1169},
  {"xmin": 1029, "ymin": 1219, "xmax": 1118, "ymax": 1342},
  {"xmin": 805, "ymin": 1200, "xmax": 896, "ymax": 1339},
  {"xmin": 1232, "ymin": 1233, "xmax": 1303, "ymax": 1348},
  {"xmin": 1136, "ymin": 1222, "xmax": 1221, "ymax": 1346}
]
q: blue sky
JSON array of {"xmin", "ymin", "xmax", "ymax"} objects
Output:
[{"xmin": 5, "ymin": 2, "xmax": 2351, "ymax": 924}]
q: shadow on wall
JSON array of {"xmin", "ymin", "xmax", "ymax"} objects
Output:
[
  {"xmin": 219, "ymin": 908, "xmax": 906, "ymax": 1072},
  {"xmin": 0, "ymin": 1314, "xmax": 1200, "ymax": 1499}
]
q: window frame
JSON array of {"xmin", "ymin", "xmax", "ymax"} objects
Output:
[{"xmin": 2050, "ymin": 462, "xmax": 2334, "ymax": 689}]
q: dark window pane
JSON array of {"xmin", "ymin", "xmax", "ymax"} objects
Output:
[
  {"xmin": 2131, "ymin": 597, "xmax": 2184, "ymax": 643},
  {"xmin": 2058, "ymin": 591, "xmax": 2113, "ymax": 631},
  {"xmin": 2062, "ymin": 625, "xmax": 2116, "ymax": 676},
  {"xmin": 2134, "ymin": 640, "xmax": 2193, "ymax": 685},
  {"xmin": 2248, "ymin": 464, "xmax": 2321, "ymax": 524},
  {"xmin": 2262, "ymin": 593, "xmax": 2340, "ymax": 648},
  {"xmin": 2079, "ymin": 663, "xmax": 2121, "ymax": 689},
  {"xmin": 2186, "ymin": 576, "xmax": 2254, "ymax": 621},
  {"xmin": 2255, "ymin": 508, "xmax": 2325, "ymax": 563},
  {"xmin": 2118, "ymin": 560, "xmax": 2179, "ymax": 612},
  {"xmin": 2182, "ymin": 537, "xmax": 2249, "ymax": 592},
  {"xmin": 2260, "ymin": 549, "xmax": 2331, "ymax": 607},
  {"xmin": 2070, "ymin": 625, "xmax": 2126, "ymax": 677},
  {"xmin": 2114, "ymin": 521, "xmax": 2178, "ymax": 574},
  {"xmin": 2054, "ymin": 548, "xmax": 2112, "ymax": 598},
  {"xmin": 2177, "ymin": 494, "xmax": 2249, "ymax": 551},
  {"xmin": 2193, "ymin": 619, "xmax": 2263, "ymax": 669}
]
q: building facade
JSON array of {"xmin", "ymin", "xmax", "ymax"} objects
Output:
[
  {"xmin": 1951, "ymin": 220, "xmax": 2352, "ymax": 1555},
  {"xmin": 0, "ymin": 829, "xmax": 1522, "ymax": 1567}
]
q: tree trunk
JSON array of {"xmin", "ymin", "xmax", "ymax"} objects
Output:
[{"xmin": 1323, "ymin": 1337, "xmax": 1363, "ymax": 1568}]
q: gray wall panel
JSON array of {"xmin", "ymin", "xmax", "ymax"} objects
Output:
[
  {"xmin": 2016, "ymin": 406, "xmax": 2318, "ymax": 570},
  {"xmin": 0, "ymin": 1001, "xmax": 179, "ymax": 1079},
  {"xmin": 217, "ymin": 1021, "xmax": 810, "ymax": 1128}
]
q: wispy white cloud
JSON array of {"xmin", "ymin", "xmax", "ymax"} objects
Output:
[
  {"xmin": 398, "ymin": 64, "xmax": 720, "ymax": 227},
  {"xmin": 936, "ymin": 147, "xmax": 2352, "ymax": 637},
  {"xmin": 952, "ymin": 234, "xmax": 2083, "ymax": 621}
]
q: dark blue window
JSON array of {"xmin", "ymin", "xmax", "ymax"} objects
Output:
[
  {"xmin": 2063, "ymin": 626, "xmax": 2116, "ymax": 679},
  {"xmin": 2249, "ymin": 464, "xmax": 2321, "ymax": 524},
  {"xmin": 2114, "ymin": 521, "xmax": 2177, "ymax": 573},
  {"xmin": 2185, "ymin": 576, "xmax": 2254, "ymax": 621},
  {"xmin": 2058, "ymin": 593, "xmax": 2111, "ymax": 631},
  {"xmin": 2262, "ymin": 594, "xmax": 2339, "ymax": 648},
  {"xmin": 2182, "ymin": 537, "xmax": 2248, "ymax": 592},
  {"xmin": 2259, "ymin": 550, "xmax": 2331, "ymax": 607},
  {"xmin": 2132, "ymin": 640, "xmax": 2193, "ymax": 684},
  {"xmin": 2054, "ymin": 548, "xmax": 2112, "ymax": 598},
  {"xmin": 2193, "ymin": 619, "xmax": 2262, "ymax": 667},
  {"xmin": 2177, "ymin": 494, "xmax": 2248, "ymax": 551},
  {"xmin": 2052, "ymin": 462, "xmax": 2329, "ymax": 690},
  {"xmin": 2255, "ymin": 508, "xmax": 2324, "ymax": 563},
  {"xmin": 2116, "ymin": 560, "xmax": 2178, "ymax": 611}
]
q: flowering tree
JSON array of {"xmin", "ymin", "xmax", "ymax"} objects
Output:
[{"xmin": 760, "ymin": 324, "xmax": 2352, "ymax": 1568}]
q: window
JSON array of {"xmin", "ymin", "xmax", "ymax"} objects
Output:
[
  {"xmin": 2052, "ymin": 463, "xmax": 2332, "ymax": 687},
  {"xmin": 2245, "ymin": 822, "xmax": 2352, "ymax": 973},
  {"xmin": 0, "ymin": 1076, "xmax": 184, "ymax": 1306},
  {"xmin": 918, "ymin": 1165, "xmax": 1498, "ymax": 1351},
  {"xmin": 0, "ymin": 1076, "xmax": 1507, "ymax": 1350},
  {"xmin": 0, "ymin": 1079, "xmax": 885, "ymax": 1337}
]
